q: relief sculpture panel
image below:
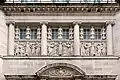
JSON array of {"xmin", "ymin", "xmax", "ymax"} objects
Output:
[{"xmin": 14, "ymin": 41, "xmax": 41, "ymax": 56}]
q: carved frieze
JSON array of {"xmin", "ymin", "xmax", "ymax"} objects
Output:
[
  {"xmin": 47, "ymin": 41, "xmax": 73, "ymax": 56},
  {"xmin": 14, "ymin": 41, "xmax": 41, "ymax": 56},
  {"xmin": 80, "ymin": 41, "xmax": 107, "ymax": 56}
]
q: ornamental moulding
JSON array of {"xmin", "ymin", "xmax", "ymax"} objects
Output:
[{"xmin": 2, "ymin": 3, "xmax": 119, "ymax": 16}]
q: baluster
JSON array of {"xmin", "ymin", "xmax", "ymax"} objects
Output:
[
  {"xmin": 80, "ymin": 27, "xmax": 84, "ymax": 40},
  {"xmin": 69, "ymin": 27, "xmax": 73, "ymax": 40},
  {"xmin": 58, "ymin": 27, "xmax": 63, "ymax": 40},
  {"xmin": 37, "ymin": 27, "xmax": 41, "ymax": 40},
  {"xmin": 90, "ymin": 26, "xmax": 95, "ymax": 40},
  {"xmin": 101, "ymin": 26, "xmax": 106, "ymax": 40},
  {"xmin": 26, "ymin": 26, "xmax": 30, "ymax": 40},
  {"xmin": 15, "ymin": 26, "xmax": 19, "ymax": 40},
  {"xmin": 47, "ymin": 27, "xmax": 52, "ymax": 40}
]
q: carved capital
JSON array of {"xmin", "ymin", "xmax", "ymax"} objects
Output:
[
  {"xmin": 40, "ymin": 21, "xmax": 48, "ymax": 25},
  {"xmin": 73, "ymin": 21, "xmax": 81, "ymax": 25},
  {"xmin": 106, "ymin": 21, "xmax": 115, "ymax": 26},
  {"xmin": 8, "ymin": 21, "xmax": 15, "ymax": 25}
]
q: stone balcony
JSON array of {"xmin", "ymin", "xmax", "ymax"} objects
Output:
[{"xmin": 11, "ymin": 22, "xmax": 110, "ymax": 57}]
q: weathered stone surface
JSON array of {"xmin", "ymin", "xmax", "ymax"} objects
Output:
[
  {"xmin": 2, "ymin": 58, "xmax": 118, "ymax": 75},
  {"xmin": 0, "ymin": 58, "xmax": 5, "ymax": 80},
  {"xmin": 113, "ymin": 11, "xmax": 120, "ymax": 56},
  {"xmin": 0, "ymin": 10, "xmax": 7, "ymax": 56}
]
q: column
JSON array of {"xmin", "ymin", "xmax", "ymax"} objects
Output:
[
  {"xmin": 8, "ymin": 22, "xmax": 15, "ymax": 55},
  {"xmin": 106, "ymin": 22, "xmax": 113, "ymax": 55},
  {"xmin": 41, "ymin": 22, "xmax": 47, "ymax": 56},
  {"xmin": 74, "ymin": 22, "xmax": 80, "ymax": 56}
]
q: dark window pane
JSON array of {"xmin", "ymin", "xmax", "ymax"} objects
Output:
[{"xmin": 20, "ymin": 29, "xmax": 26, "ymax": 40}]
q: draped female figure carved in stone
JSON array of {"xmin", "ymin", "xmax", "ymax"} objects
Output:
[
  {"xmin": 96, "ymin": 43, "xmax": 102, "ymax": 56},
  {"xmin": 62, "ymin": 41, "xmax": 73, "ymax": 56},
  {"xmin": 90, "ymin": 42, "xmax": 95, "ymax": 56},
  {"xmin": 81, "ymin": 42, "xmax": 85, "ymax": 56},
  {"xmin": 84, "ymin": 43, "xmax": 90, "ymax": 56},
  {"xmin": 25, "ymin": 42, "xmax": 31, "ymax": 56},
  {"xmin": 101, "ymin": 42, "xmax": 106, "ymax": 56},
  {"xmin": 36, "ymin": 42, "xmax": 41, "ymax": 56}
]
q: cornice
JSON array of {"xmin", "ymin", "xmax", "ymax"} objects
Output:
[{"xmin": 1, "ymin": 3, "xmax": 120, "ymax": 16}]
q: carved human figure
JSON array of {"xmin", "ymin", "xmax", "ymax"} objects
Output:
[
  {"xmin": 25, "ymin": 42, "xmax": 31, "ymax": 56},
  {"xmin": 101, "ymin": 42, "xmax": 106, "ymax": 56},
  {"xmin": 90, "ymin": 42, "xmax": 95, "ymax": 56},
  {"xmin": 84, "ymin": 43, "xmax": 90, "ymax": 56},
  {"xmin": 14, "ymin": 42, "xmax": 19, "ymax": 55},
  {"xmin": 59, "ymin": 41, "xmax": 63, "ymax": 56},
  {"xmin": 96, "ymin": 43, "xmax": 102, "ymax": 56},
  {"xmin": 63, "ymin": 42, "xmax": 72, "ymax": 56},
  {"xmin": 36, "ymin": 42, "xmax": 41, "ymax": 56},
  {"xmin": 48, "ymin": 42, "xmax": 58, "ymax": 56},
  {"xmin": 31, "ymin": 44, "xmax": 36, "ymax": 56},
  {"xmin": 81, "ymin": 42, "xmax": 85, "ymax": 56},
  {"xmin": 20, "ymin": 46, "xmax": 25, "ymax": 56},
  {"xmin": 48, "ymin": 42, "xmax": 55, "ymax": 56}
]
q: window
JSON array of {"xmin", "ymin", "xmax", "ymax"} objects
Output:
[
  {"xmin": 83, "ymin": 28, "xmax": 90, "ymax": 39},
  {"xmin": 95, "ymin": 29, "xmax": 101, "ymax": 39},
  {"xmin": 63, "ymin": 29, "xmax": 69, "ymax": 39},
  {"xmin": 20, "ymin": 29, "xmax": 26, "ymax": 40},
  {"xmin": 52, "ymin": 29, "xmax": 58, "ymax": 40},
  {"xmin": 31, "ymin": 29, "xmax": 37, "ymax": 40}
]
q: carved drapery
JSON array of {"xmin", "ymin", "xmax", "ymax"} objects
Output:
[
  {"xmin": 79, "ymin": 26, "xmax": 107, "ymax": 56},
  {"xmin": 80, "ymin": 41, "xmax": 107, "ymax": 56},
  {"xmin": 14, "ymin": 41, "xmax": 41, "ymax": 56},
  {"xmin": 47, "ymin": 27, "xmax": 74, "ymax": 56},
  {"xmin": 47, "ymin": 41, "xmax": 73, "ymax": 56},
  {"xmin": 14, "ymin": 23, "xmax": 107, "ymax": 57},
  {"xmin": 14, "ymin": 26, "xmax": 41, "ymax": 56}
]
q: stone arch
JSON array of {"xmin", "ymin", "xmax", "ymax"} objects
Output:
[{"xmin": 36, "ymin": 63, "xmax": 86, "ymax": 78}]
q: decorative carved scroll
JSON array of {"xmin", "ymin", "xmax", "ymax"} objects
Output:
[{"xmin": 41, "ymin": 67, "xmax": 80, "ymax": 77}]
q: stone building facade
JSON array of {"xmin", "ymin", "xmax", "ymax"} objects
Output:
[{"xmin": 0, "ymin": 0, "xmax": 120, "ymax": 80}]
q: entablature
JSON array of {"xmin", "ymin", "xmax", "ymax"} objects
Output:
[{"xmin": 2, "ymin": 3, "xmax": 120, "ymax": 16}]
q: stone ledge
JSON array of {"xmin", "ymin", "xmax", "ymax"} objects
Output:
[
  {"xmin": 4, "ymin": 74, "xmax": 117, "ymax": 79},
  {"xmin": 2, "ymin": 56, "xmax": 119, "ymax": 60}
]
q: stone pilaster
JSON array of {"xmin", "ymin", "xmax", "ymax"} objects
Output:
[
  {"xmin": 8, "ymin": 22, "xmax": 15, "ymax": 56},
  {"xmin": 106, "ymin": 21, "xmax": 114, "ymax": 56},
  {"xmin": 73, "ymin": 22, "xmax": 80, "ymax": 56},
  {"xmin": 41, "ymin": 22, "xmax": 48, "ymax": 56}
]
